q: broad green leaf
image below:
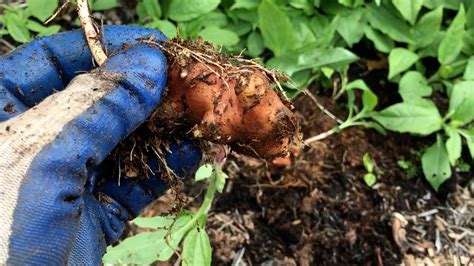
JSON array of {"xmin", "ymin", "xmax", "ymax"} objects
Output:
[
  {"xmin": 445, "ymin": 127, "xmax": 462, "ymax": 165},
  {"xmin": 27, "ymin": 0, "xmax": 58, "ymax": 22},
  {"xmin": 4, "ymin": 13, "xmax": 30, "ymax": 43},
  {"xmin": 338, "ymin": 0, "xmax": 364, "ymax": 8},
  {"xmin": 367, "ymin": 3, "xmax": 413, "ymax": 44},
  {"xmin": 147, "ymin": 19, "xmax": 177, "ymax": 38},
  {"xmin": 467, "ymin": 4, "xmax": 474, "ymax": 29},
  {"xmin": 169, "ymin": 0, "xmax": 221, "ymax": 22},
  {"xmin": 137, "ymin": 0, "xmax": 161, "ymax": 18},
  {"xmin": 345, "ymin": 79, "xmax": 378, "ymax": 112},
  {"xmin": 102, "ymin": 231, "xmax": 168, "ymax": 264},
  {"xmin": 132, "ymin": 215, "xmax": 175, "ymax": 229},
  {"xmin": 372, "ymin": 100, "xmax": 443, "ymax": 135},
  {"xmin": 247, "ymin": 30, "xmax": 265, "ymax": 57},
  {"xmin": 195, "ymin": 164, "xmax": 214, "ymax": 181},
  {"xmin": 438, "ymin": 5, "xmax": 465, "ymax": 65},
  {"xmin": 26, "ymin": 20, "xmax": 60, "ymax": 36},
  {"xmin": 91, "ymin": 0, "xmax": 119, "ymax": 11},
  {"xmin": 411, "ymin": 6, "xmax": 443, "ymax": 48},
  {"xmin": 388, "ymin": 48, "xmax": 419, "ymax": 79},
  {"xmin": 422, "ymin": 136, "xmax": 452, "ymax": 192},
  {"xmin": 458, "ymin": 128, "xmax": 474, "ymax": 159},
  {"xmin": 186, "ymin": 11, "xmax": 228, "ymax": 37},
  {"xmin": 157, "ymin": 212, "xmax": 194, "ymax": 261},
  {"xmin": 362, "ymin": 153, "xmax": 374, "ymax": 173},
  {"xmin": 375, "ymin": 0, "xmax": 381, "ymax": 5},
  {"xmin": 231, "ymin": 0, "xmax": 259, "ymax": 10},
  {"xmin": 439, "ymin": 58, "xmax": 468, "ymax": 80},
  {"xmin": 399, "ymin": 71, "xmax": 432, "ymax": 101},
  {"xmin": 364, "ymin": 26, "xmax": 394, "ymax": 53},
  {"xmin": 290, "ymin": 0, "xmax": 315, "ymax": 15},
  {"xmin": 462, "ymin": 29, "xmax": 474, "ymax": 55},
  {"xmin": 297, "ymin": 47, "xmax": 359, "ymax": 72},
  {"xmin": 292, "ymin": 16, "xmax": 317, "ymax": 48},
  {"xmin": 226, "ymin": 21, "xmax": 252, "ymax": 36},
  {"xmin": 463, "ymin": 56, "xmax": 474, "ymax": 80},
  {"xmin": 336, "ymin": 8, "xmax": 366, "ymax": 47},
  {"xmin": 308, "ymin": 14, "xmax": 337, "ymax": 48},
  {"xmin": 199, "ymin": 26, "xmax": 239, "ymax": 46},
  {"xmin": 423, "ymin": 0, "xmax": 461, "ymax": 10},
  {"xmin": 182, "ymin": 228, "xmax": 212, "ymax": 266},
  {"xmin": 363, "ymin": 173, "xmax": 377, "ymax": 187},
  {"xmin": 447, "ymin": 81, "xmax": 474, "ymax": 124},
  {"xmin": 392, "ymin": 0, "xmax": 423, "ymax": 25},
  {"xmin": 258, "ymin": 0, "xmax": 296, "ymax": 56}
]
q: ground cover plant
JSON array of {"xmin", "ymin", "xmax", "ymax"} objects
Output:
[{"xmin": 1, "ymin": 0, "xmax": 473, "ymax": 265}]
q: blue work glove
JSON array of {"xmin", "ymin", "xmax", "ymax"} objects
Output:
[{"xmin": 0, "ymin": 25, "xmax": 202, "ymax": 265}]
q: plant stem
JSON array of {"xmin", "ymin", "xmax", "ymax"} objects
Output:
[
  {"xmin": 77, "ymin": 0, "xmax": 107, "ymax": 65},
  {"xmin": 195, "ymin": 169, "xmax": 217, "ymax": 217}
]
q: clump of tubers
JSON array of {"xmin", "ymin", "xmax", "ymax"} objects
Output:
[{"xmin": 149, "ymin": 39, "xmax": 299, "ymax": 159}]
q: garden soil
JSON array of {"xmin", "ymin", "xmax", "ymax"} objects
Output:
[{"xmin": 139, "ymin": 89, "xmax": 473, "ymax": 265}]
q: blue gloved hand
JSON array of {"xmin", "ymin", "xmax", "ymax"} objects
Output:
[{"xmin": 0, "ymin": 25, "xmax": 202, "ymax": 265}]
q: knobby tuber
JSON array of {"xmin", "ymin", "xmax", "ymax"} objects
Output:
[{"xmin": 149, "ymin": 39, "xmax": 299, "ymax": 159}]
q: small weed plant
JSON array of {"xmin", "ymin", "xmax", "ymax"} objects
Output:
[{"xmin": 103, "ymin": 163, "xmax": 228, "ymax": 265}]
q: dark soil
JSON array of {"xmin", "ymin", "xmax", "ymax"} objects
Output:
[{"xmin": 199, "ymin": 91, "xmax": 436, "ymax": 265}]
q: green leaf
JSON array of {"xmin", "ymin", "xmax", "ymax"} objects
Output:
[
  {"xmin": 157, "ymin": 213, "xmax": 194, "ymax": 261},
  {"xmin": 27, "ymin": 0, "xmax": 58, "ymax": 22},
  {"xmin": 423, "ymin": 0, "xmax": 462, "ymax": 10},
  {"xmin": 132, "ymin": 215, "xmax": 175, "ymax": 229},
  {"xmin": 215, "ymin": 167, "xmax": 228, "ymax": 193},
  {"xmin": 182, "ymin": 228, "xmax": 212, "ymax": 266},
  {"xmin": 231, "ymin": 0, "xmax": 259, "ymax": 10},
  {"xmin": 367, "ymin": 3, "xmax": 413, "ymax": 44},
  {"xmin": 102, "ymin": 231, "xmax": 168, "ymax": 264},
  {"xmin": 364, "ymin": 26, "xmax": 394, "ymax": 53},
  {"xmin": 363, "ymin": 173, "xmax": 377, "ymax": 187},
  {"xmin": 338, "ymin": 0, "xmax": 363, "ymax": 8},
  {"xmin": 199, "ymin": 26, "xmax": 239, "ymax": 46},
  {"xmin": 392, "ymin": 0, "xmax": 423, "ymax": 25},
  {"xmin": 463, "ymin": 56, "xmax": 474, "ymax": 80},
  {"xmin": 458, "ymin": 128, "xmax": 474, "ymax": 159},
  {"xmin": 362, "ymin": 153, "xmax": 374, "ymax": 173},
  {"xmin": 388, "ymin": 48, "xmax": 419, "ymax": 79},
  {"xmin": 147, "ymin": 19, "xmax": 177, "ymax": 38},
  {"xmin": 137, "ymin": 0, "xmax": 161, "ymax": 18},
  {"xmin": 372, "ymin": 100, "xmax": 443, "ymax": 135},
  {"xmin": 399, "ymin": 71, "xmax": 432, "ymax": 101},
  {"xmin": 290, "ymin": 0, "xmax": 315, "ymax": 15},
  {"xmin": 297, "ymin": 47, "xmax": 359, "ymax": 72},
  {"xmin": 422, "ymin": 136, "xmax": 452, "ymax": 192},
  {"xmin": 445, "ymin": 127, "xmax": 462, "ymax": 165},
  {"xmin": 26, "ymin": 20, "xmax": 60, "ymax": 36},
  {"xmin": 411, "ymin": 6, "xmax": 443, "ymax": 48},
  {"xmin": 247, "ymin": 30, "xmax": 264, "ymax": 57},
  {"xmin": 185, "ymin": 11, "xmax": 228, "ymax": 38},
  {"xmin": 258, "ymin": 0, "xmax": 296, "ymax": 56},
  {"xmin": 4, "ymin": 13, "xmax": 30, "ymax": 43},
  {"xmin": 438, "ymin": 5, "xmax": 465, "ymax": 65},
  {"xmin": 336, "ymin": 8, "xmax": 366, "ymax": 47},
  {"xmin": 169, "ymin": 0, "xmax": 221, "ymax": 22},
  {"xmin": 195, "ymin": 164, "xmax": 214, "ymax": 181},
  {"xmin": 447, "ymin": 81, "xmax": 474, "ymax": 124},
  {"xmin": 91, "ymin": 0, "xmax": 119, "ymax": 11},
  {"xmin": 345, "ymin": 79, "xmax": 378, "ymax": 112}
]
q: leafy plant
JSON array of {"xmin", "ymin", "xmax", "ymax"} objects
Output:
[
  {"xmin": 102, "ymin": 163, "xmax": 228, "ymax": 265},
  {"xmin": 0, "ymin": 0, "xmax": 119, "ymax": 43}
]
